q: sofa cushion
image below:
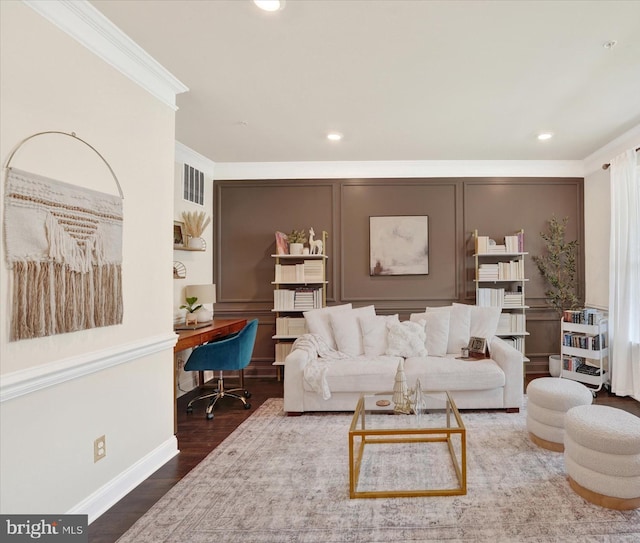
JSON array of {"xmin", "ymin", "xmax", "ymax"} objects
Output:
[
  {"xmin": 410, "ymin": 310, "xmax": 449, "ymax": 357},
  {"xmin": 328, "ymin": 305, "xmax": 376, "ymax": 356},
  {"xmin": 468, "ymin": 305, "xmax": 502, "ymax": 343},
  {"xmin": 303, "ymin": 304, "xmax": 352, "ymax": 350},
  {"xmin": 404, "ymin": 355, "xmax": 505, "ymax": 391},
  {"xmin": 359, "ymin": 314, "xmax": 400, "ymax": 357},
  {"xmin": 303, "ymin": 354, "xmax": 505, "ymax": 394},
  {"xmin": 426, "ymin": 304, "xmax": 471, "ymax": 354},
  {"xmin": 386, "ymin": 321, "xmax": 428, "ymax": 358},
  {"xmin": 303, "ymin": 355, "xmax": 404, "ymax": 393}
]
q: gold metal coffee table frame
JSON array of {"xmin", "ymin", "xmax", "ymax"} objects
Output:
[{"xmin": 349, "ymin": 390, "xmax": 466, "ymax": 499}]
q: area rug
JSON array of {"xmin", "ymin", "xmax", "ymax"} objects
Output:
[{"xmin": 117, "ymin": 399, "xmax": 639, "ymax": 542}]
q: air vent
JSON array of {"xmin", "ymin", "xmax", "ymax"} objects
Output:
[{"xmin": 183, "ymin": 163, "xmax": 204, "ymax": 206}]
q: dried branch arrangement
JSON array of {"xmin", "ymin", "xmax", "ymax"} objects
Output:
[{"xmin": 182, "ymin": 211, "xmax": 211, "ymax": 238}]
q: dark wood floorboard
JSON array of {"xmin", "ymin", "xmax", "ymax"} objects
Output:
[{"xmin": 89, "ymin": 374, "xmax": 638, "ymax": 542}]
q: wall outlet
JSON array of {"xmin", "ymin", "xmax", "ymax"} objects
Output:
[{"xmin": 94, "ymin": 435, "xmax": 106, "ymax": 463}]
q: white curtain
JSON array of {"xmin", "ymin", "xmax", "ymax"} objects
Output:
[{"xmin": 608, "ymin": 149, "xmax": 640, "ymax": 400}]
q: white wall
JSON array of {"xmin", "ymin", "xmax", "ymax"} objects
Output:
[
  {"xmin": 582, "ymin": 124, "xmax": 640, "ymax": 310},
  {"xmin": 0, "ymin": 1, "xmax": 181, "ymax": 520},
  {"xmin": 173, "ymin": 142, "xmax": 215, "ymax": 395}
]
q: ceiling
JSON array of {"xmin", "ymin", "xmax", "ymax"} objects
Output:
[{"xmin": 91, "ymin": 0, "xmax": 640, "ymax": 163}]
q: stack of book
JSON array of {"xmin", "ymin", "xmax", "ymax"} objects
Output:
[
  {"xmin": 275, "ymin": 317, "xmax": 308, "ymax": 336},
  {"xmin": 503, "ymin": 290, "xmax": 524, "ymax": 307},
  {"xmin": 294, "ymin": 287, "xmax": 321, "ymax": 310},
  {"xmin": 303, "ymin": 260, "xmax": 324, "ymax": 282},
  {"xmin": 478, "ymin": 263, "xmax": 500, "ymax": 280}
]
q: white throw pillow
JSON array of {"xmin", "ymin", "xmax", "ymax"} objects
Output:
[
  {"xmin": 328, "ymin": 305, "xmax": 376, "ymax": 356},
  {"xmin": 425, "ymin": 304, "xmax": 471, "ymax": 354},
  {"xmin": 385, "ymin": 321, "xmax": 428, "ymax": 358},
  {"xmin": 410, "ymin": 310, "xmax": 450, "ymax": 357},
  {"xmin": 359, "ymin": 314, "xmax": 400, "ymax": 357},
  {"xmin": 469, "ymin": 305, "xmax": 502, "ymax": 343},
  {"xmin": 303, "ymin": 304, "xmax": 352, "ymax": 350}
]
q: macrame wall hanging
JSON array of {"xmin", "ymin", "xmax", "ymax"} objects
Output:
[{"xmin": 4, "ymin": 131, "xmax": 124, "ymax": 341}]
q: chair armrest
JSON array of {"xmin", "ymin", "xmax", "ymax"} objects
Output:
[
  {"xmin": 490, "ymin": 336, "xmax": 524, "ymax": 409},
  {"xmin": 283, "ymin": 346, "xmax": 314, "ymax": 413}
]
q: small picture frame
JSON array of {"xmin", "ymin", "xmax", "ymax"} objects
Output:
[
  {"xmin": 174, "ymin": 221, "xmax": 186, "ymax": 248},
  {"xmin": 467, "ymin": 336, "xmax": 488, "ymax": 358}
]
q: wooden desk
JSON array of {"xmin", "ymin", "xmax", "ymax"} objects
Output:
[{"xmin": 173, "ymin": 318, "xmax": 247, "ymax": 433}]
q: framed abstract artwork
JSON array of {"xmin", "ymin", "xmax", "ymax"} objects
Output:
[{"xmin": 369, "ymin": 215, "xmax": 429, "ymax": 275}]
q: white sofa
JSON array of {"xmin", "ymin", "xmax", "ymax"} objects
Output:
[{"xmin": 283, "ymin": 303, "xmax": 524, "ymax": 414}]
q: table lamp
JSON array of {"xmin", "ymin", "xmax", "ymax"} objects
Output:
[{"xmin": 185, "ymin": 284, "xmax": 216, "ymax": 323}]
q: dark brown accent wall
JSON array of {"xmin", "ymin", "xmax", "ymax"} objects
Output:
[{"xmin": 214, "ymin": 177, "xmax": 584, "ymax": 377}]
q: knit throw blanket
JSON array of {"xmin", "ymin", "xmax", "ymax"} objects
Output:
[{"xmin": 4, "ymin": 168, "xmax": 123, "ymax": 341}]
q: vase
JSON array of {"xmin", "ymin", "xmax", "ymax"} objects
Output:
[
  {"xmin": 185, "ymin": 313, "xmax": 198, "ymax": 326},
  {"xmin": 195, "ymin": 307, "xmax": 213, "ymax": 323},
  {"xmin": 289, "ymin": 243, "xmax": 303, "ymax": 255},
  {"xmin": 549, "ymin": 354, "xmax": 562, "ymax": 377},
  {"xmin": 188, "ymin": 236, "xmax": 205, "ymax": 250}
]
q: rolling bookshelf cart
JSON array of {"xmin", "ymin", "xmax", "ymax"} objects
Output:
[
  {"xmin": 560, "ymin": 308, "xmax": 609, "ymax": 396},
  {"xmin": 272, "ymin": 231, "xmax": 328, "ymax": 380},
  {"xmin": 473, "ymin": 229, "xmax": 529, "ymax": 362}
]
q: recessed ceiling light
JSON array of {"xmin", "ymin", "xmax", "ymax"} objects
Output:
[
  {"xmin": 537, "ymin": 133, "xmax": 553, "ymax": 141},
  {"xmin": 254, "ymin": 0, "xmax": 285, "ymax": 12},
  {"xmin": 327, "ymin": 132, "xmax": 343, "ymax": 141}
]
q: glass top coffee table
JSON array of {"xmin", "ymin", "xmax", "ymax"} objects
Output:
[{"xmin": 349, "ymin": 390, "xmax": 466, "ymax": 499}]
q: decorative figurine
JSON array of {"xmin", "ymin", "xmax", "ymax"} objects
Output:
[
  {"xmin": 392, "ymin": 360, "xmax": 413, "ymax": 414},
  {"xmin": 309, "ymin": 227, "xmax": 323, "ymax": 255}
]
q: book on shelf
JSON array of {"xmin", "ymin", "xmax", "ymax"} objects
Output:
[
  {"xmin": 563, "ymin": 332, "xmax": 607, "ymax": 350},
  {"xmin": 478, "ymin": 260, "xmax": 523, "ymax": 280},
  {"xmin": 476, "ymin": 231, "xmax": 524, "ymax": 254},
  {"xmin": 562, "ymin": 354, "xmax": 586, "ymax": 372},
  {"xmin": 275, "ymin": 317, "xmax": 308, "ymax": 336},
  {"xmin": 496, "ymin": 313, "xmax": 526, "ymax": 334},
  {"xmin": 563, "ymin": 308, "xmax": 606, "ymax": 325},
  {"xmin": 500, "ymin": 336, "xmax": 525, "ymax": 353}
]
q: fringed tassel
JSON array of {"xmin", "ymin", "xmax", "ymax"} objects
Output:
[{"xmin": 9, "ymin": 260, "xmax": 122, "ymax": 341}]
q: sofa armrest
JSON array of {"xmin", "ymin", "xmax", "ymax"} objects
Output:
[
  {"xmin": 489, "ymin": 336, "xmax": 524, "ymax": 409},
  {"xmin": 283, "ymin": 346, "xmax": 313, "ymax": 413}
]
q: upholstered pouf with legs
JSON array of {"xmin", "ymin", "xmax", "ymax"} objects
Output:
[
  {"xmin": 564, "ymin": 404, "xmax": 640, "ymax": 510},
  {"xmin": 526, "ymin": 377, "xmax": 593, "ymax": 452}
]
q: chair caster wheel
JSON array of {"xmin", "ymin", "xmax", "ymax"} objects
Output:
[
  {"xmin": 244, "ymin": 391, "xmax": 252, "ymax": 398},
  {"xmin": 186, "ymin": 407, "xmax": 193, "ymax": 414},
  {"xmin": 244, "ymin": 403, "xmax": 251, "ymax": 410},
  {"xmin": 206, "ymin": 412, "xmax": 214, "ymax": 420}
]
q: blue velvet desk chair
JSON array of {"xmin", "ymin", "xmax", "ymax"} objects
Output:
[{"xmin": 184, "ymin": 319, "xmax": 258, "ymax": 420}]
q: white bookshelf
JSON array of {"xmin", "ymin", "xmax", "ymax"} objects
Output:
[
  {"xmin": 271, "ymin": 232, "xmax": 328, "ymax": 375},
  {"xmin": 560, "ymin": 310, "xmax": 608, "ymax": 394},
  {"xmin": 474, "ymin": 229, "xmax": 529, "ymax": 361}
]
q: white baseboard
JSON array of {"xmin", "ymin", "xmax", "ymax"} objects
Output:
[{"xmin": 68, "ymin": 436, "xmax": 179, "ymax": 524}]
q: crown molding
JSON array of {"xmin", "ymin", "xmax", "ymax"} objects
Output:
[
  {"xmin": 213, "ymin": 160, "xmax": 584, "ymax": 180},
  {"xmin": 175, "ymin": 141, "xmax": 216, "ymax": 179},
  {"xmin": 24, "ymin": 0, "xmax": 188, "ymax": 110}
]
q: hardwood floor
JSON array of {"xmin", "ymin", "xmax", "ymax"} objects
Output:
[
  {"xmin": 88, "ymin": 374, "xmax": 639, "ymax": 542},
  {"xmin": 89, "ymin": 376, "xmax": 284, "ymax": 543}
]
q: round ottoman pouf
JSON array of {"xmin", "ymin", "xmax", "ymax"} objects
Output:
[
  {"xmin": 526, "ymin": 377, "xmax": 593, "ymax": 452},
  {"xmin": 564, "ymin": 404, "xmax": 640, "ymax": 510}
]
